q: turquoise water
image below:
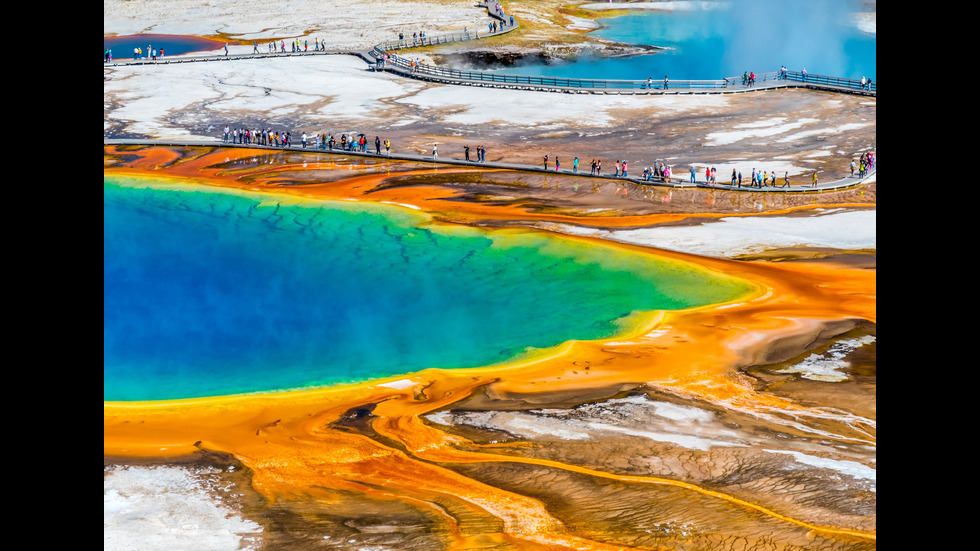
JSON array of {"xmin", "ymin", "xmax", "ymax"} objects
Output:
[
  {"xmin": 502, "ymin": 1, "xmax": 875, "ymax": 81},
  {"xmin": 104, "ymin": 176, "xmax": 752, "ymax": 401}
]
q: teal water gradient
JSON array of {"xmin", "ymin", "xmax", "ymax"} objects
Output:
[
  {"xmin": 498, "ymin": 1, "xmax": 875, "ymax": 81},
  {"xmin": 104, "ymin": 176, "xmax": 753, "ymax": 401}
]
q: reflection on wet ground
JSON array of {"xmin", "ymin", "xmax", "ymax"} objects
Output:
[{"xmin": 105, "ymin": 145, "xmax": 875, "ymax": 550}]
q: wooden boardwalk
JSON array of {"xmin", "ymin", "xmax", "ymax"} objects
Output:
[
  {"xmin": 103, "ymin": 3, "xmax": 875, "ymax": 97},
  {"xmin": 104, "ymin": 3, "xmax": 876, "ymax": 192},
  {"xmin": 104, "ymin": 138, "xmax": 875, "ymax": 193}
]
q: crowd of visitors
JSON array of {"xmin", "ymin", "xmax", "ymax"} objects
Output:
[
  {"xmin": 120, "ymin": 45, "xmax": 164, "ymax": 61},
  {"xmin": 222, "ymin": 125, "xmax": 400, "ymax": 156},
  {"xmin": 219, "ymin": 123, "xmax": 872, "ymax": 191},
  {"xmin": 851, "ymin": 151, "xmax": 875, "ymax": 177}
]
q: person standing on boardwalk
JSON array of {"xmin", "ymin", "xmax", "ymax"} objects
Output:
[
  {"xmin": 543, "ymin": 155, "xmax": 549, "ymax": 170},
  {"xmin": 663, "ymin": 76, "xmax": 668, "ymax": 90},
  {"xmin": 614, "ymin": 160, "xmax": 620, "ymax": 177},
  {"xmin": 555, "ymin": 158, "xmax": 560, "ymax": 172},
  {"xmin": 433, "ymin": 144, "xmax": 438, "ymax": 158},
  {"xmin": 622, "ymin": 161, "xmax": 627, "ymax": 177},
  {"xmin": 812, "ymin": 172, "xmax": 818, "ymax": 188},
  {"xmin": 375, "ymin": 136, "xmax": 381, "ymax": 155},
  {"xmin": 783, "ymin": 171, "xmax": 790, "ymax": 187},
  {"xmin": 385, "ymin": 139, "xmax": 390, "ymax": 155},
  {"xmin": 596, "ymin": 160, "xmax": 602, "ymax": 175},
  {"xmin": 464, "ymin": 145, "xmax": 470, "ymax": 161},
  {"xmin": 573, "ymin": 157, "xmax": 579, "ymax": 173}
]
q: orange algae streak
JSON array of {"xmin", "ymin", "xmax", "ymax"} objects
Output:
[
  {"xmin": 106, "ymin": 146, "xmax": 872, "ymax": 229},
  {"xmin": 371, "ymin": 415, "xmax": 875, "ymax": 542},
  {"xmin": 104, "ymin": 254, "xmax": 874, "ymax": 543},
  {"xmin": 104, "ymin": 146, "xmax": 875, "ymax": 546}
]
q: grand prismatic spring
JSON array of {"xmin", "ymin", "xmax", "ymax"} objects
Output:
[
  {"xmin": 105, "ymin": 1, "xmax": 875, "ymax": 549},
  {"xmin": 105, "ymin": 145, "xmax": 875, "ymax": 550}
]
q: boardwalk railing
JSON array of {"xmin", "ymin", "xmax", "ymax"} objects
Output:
[
  {"xmin": 781, "ymin": 70, "xmax": 876, "ymax": 93},
  {"xmin": 375, "ymin": 50, "xmax": 875, "ymax": 95},
  {"xmin": 105, "ymin": 2, "xmax": 875, "ymax": 96},
  {"xmin": 370, "ymin": 3, "xmax": 875, "ymax": 96}
]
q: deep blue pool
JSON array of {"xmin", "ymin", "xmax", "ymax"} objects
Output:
[{"xmin": 104, "ymin": 34, "xmax": 224, "ymax": 59}]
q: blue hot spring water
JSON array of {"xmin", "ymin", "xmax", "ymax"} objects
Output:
[
  {"xmin": 499, "ymin": 1, "xmax": 876, "ymax": 81},
  {"xmin": 104, "ymin": 175, "xmax": 753, "ymax": 401}
]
